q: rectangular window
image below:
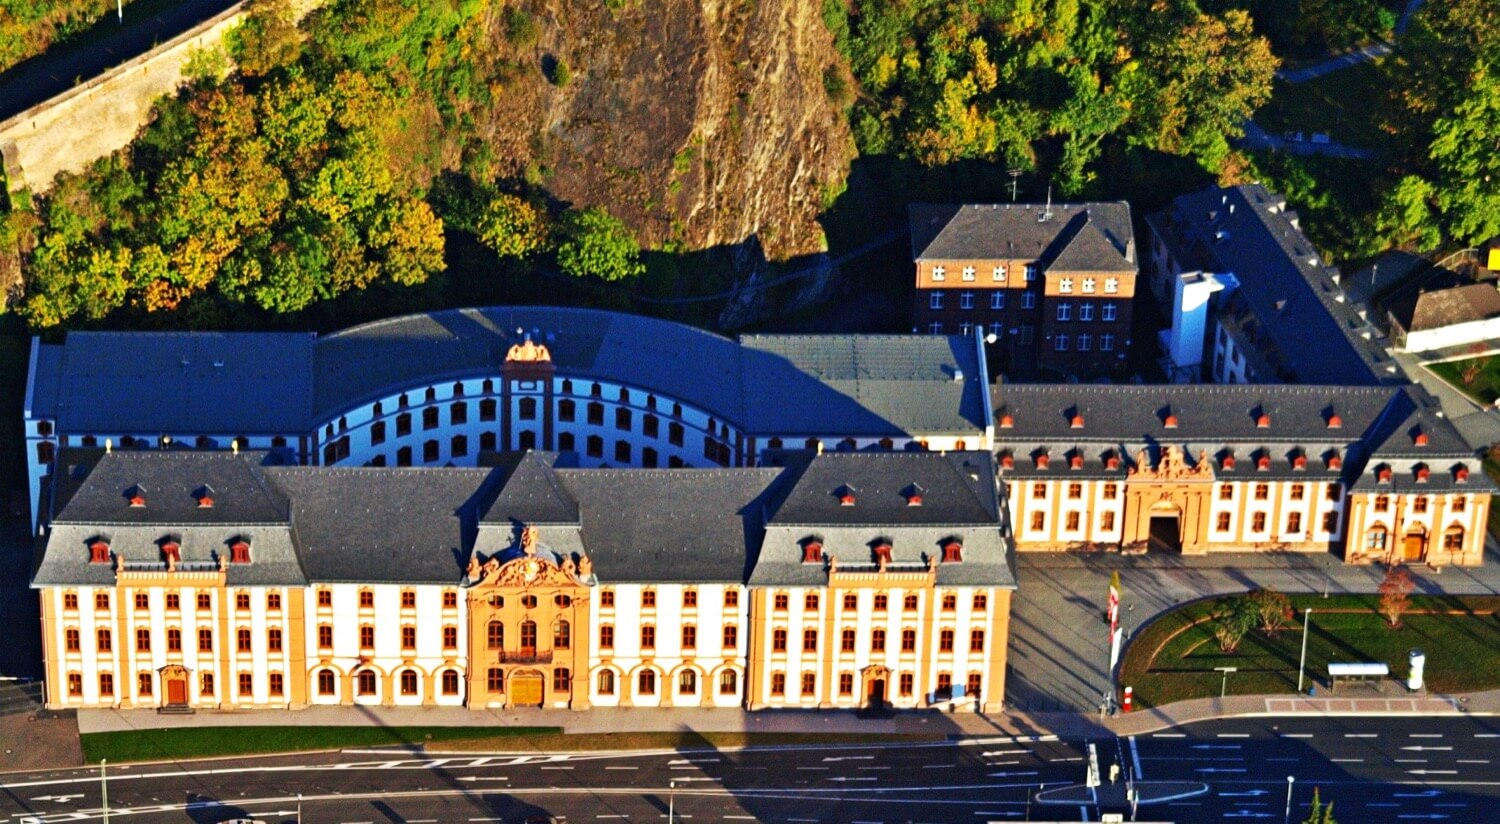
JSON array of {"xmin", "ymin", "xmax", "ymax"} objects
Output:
[
  {"xmin": 1024, "ymin": 264, "xmax": 1037, "ymax": 281},
  {"xmin": 135, "ymin": 628, "xmax": 150, "ymax": 652},
  {"xmin": 600, "ymin": 625, "xmax": 614, "ymax": 649},
  {"xmin": 1252, "ymin": 512, "xmax": 1267, "ymax": 532},
  {"xmin": 1291, "ymin": 484, "xmax": 1305, "ymax": 500},
  {"xmin": 1055, "ymin": 334, "xmax": 1069, "ymax": 352},
  {"xmin": 990, "ymin": 292, "xmax": 1005, "ymax": 310},
  {"xmin": 1254, "ymin": 484, "xmax": 1269, "ymax": 501},
  {"xmin": 642, "ymin": 589, "xmax": 656, "ymax": 608},
  {"xmin": 239, "ymin": 672, "xmax": 253, "ymax": 696},
  {"xmin": 236, "ymin": 591, "xmax": 250, "ymax": 611},
  {"xmin": 1022, "ymin": 292, "xmax": 1036, "ymax": 310},
  {"xmin": 901, "ymin": 628, "xmax": 917, "ymax": 652},
  {"xmin": 899, "ymin": 672, "xmax": 914, "ymax": 697},
  {"xmin": 270, "ymin": 672, "xmax": 284, "ymax": 697},
  {"xmin": 1102, "ymin": 303, "xmax": 1118, "ymax": 321},
  {"xmin": 929, "ymin": 292, "xmax": 944, "ymax": 310},
  {"xmin": 318, "ymin": 625, "xmax": 332, "ymax": 648},
  {"xmin": 1217, "ymin": 512, "xmax": 1232, "ymax": 532},
  {"xmin": 928, "ymin": 322, "xmax": 944, "ymax": 335},
  {"xmin": 802, "ymin": 628, "xmax": 818, "ymax": 653},
  {"xmin": 1286, "ymin": 512, "xmax": 1302, "ymax": 533},
  {"xmin": 682, "ymin": 625, "xmax": 696, "ymax": 649},
  {"xmin": 480, "ymin": 398, "xmax": 497, "ymax": 422},
  {"xmin": 96, "ymin": 592, "xmax": 110, "ymax": 610},
  {"xmin": 771, "ymin": 673, "xmax": 786, "ymax": 696},
  {"xmin": 1068, "ymin": 482, "xmax": 1082, "ymax": 499},
  {"xmin": 1219, "ymin": 484, "xmax": 1233, "ymax": 500},
  {"xmin": 360, "ymin": 625, "xmax": 375, "ymax": 648},
  {"xmin": 959, "ymin": 292, "xmax": 974, "ymax": 310},
  {"xmin": 1077, "ymin": 334, "xmax": 1092, "ymax": 352},
  {"xmin": 840, "ymin": 672, "xmax": 854, "ymax": 695},
  {"xmin": 874, "ymin": 594, "xmax": 888, "ymax": 611},
  {"xmin": 1326, "ymin": 483, "xmax": 1342, "ymax": 501},
  {"xmin": 1100, "ymin": 334, "xmax": 1114, "ymax": 351},
  {"xmin": 1453, "ymin": 495, "xmax": 1467, "ymax": 512},
  {"xmin": 135, "ymin": 593, "xmax": 149, "ymax": 610},
  {"xmin": 1030, "ymin": 511, "xmax": 1045, "ymax": 531},
  {"xmin": 443, "ymin": 626, "xmax": 458, "ymax": 649},
  {"xmin": 1100, "ymin": 511, "xmax": 1116, "ymax": 531},
  {"xmin": 1103, "ymin": 483, "xmax": 1118, "ymax": 500},
  {"xmin": 1413, "ymin": 496, "xmax": 1428, "ymax": 513},
  {"xmin": 641, "ymin": 625, "xmax": 655, "ymax": 649},
  {"xmin": 669, "ymin": 423, "xmax": 684, "ymax": 447},
  {"xmin": 970, "ymin": 628, "xmax": 985, "ymax": 652},
  {"xmin": 396, "ymin": 413, "xmax": 412, "ymax": 436},
  {"xmin": 267, "ymin": 592, "xmax": 281, "ymax": 611},
  {"xmin": 166, "ymin": 628, "xmax": 181, "ymax": 652},
  {"xmin": 370, "ymin": 421, "xmax": 386, "ymax": 446},
  {"xmin": 772, "ymin": 628, "xmax": 787, "ymax": 652},
  {"xmin": 1065, "ymin": 511, "xmax": 1081, "ymax": 531},
  {"xmin": 601, "ymin": 589, "xmax": 615, "ymax": 608},
  {"xmin": 1322, "ymin": 512, "xmax": 1338, "ymax": 532},
  {"xmin": 402, "ymin": 626, "xmax": 416, "ymax": 649},
  {"xmin": 422, "ymin": 407, "xmax": 439, "ymax": 430},
  {"xmin": 723, "ymin": 625, "xmax": 738, "ymax": 649},
  {"xmin": 1057, "ymin": 302, "xmax": 1071, "ymax": 321},
  {"xmin": 1079, "ymin": 302, "xmax": 1095, "ymax": 322},
  {"xmin": 801, "ymin": 672, "xmax": 816, "ymax": 696}
]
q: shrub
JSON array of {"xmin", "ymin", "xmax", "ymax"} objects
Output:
[
  {"xmin": 1378, "ymin": 566, "xmax": 1415, "ymax": 628},
  {"xmin": 1247, "ymin": 587, "xmax": 1293, "ymax": 635},
  {"xmin": 1211, "ymin": 596, "xmax": 1257, "ymax": 652},
  {"xmin": 557, "ymin": 206, "xmax": 644, "ymax": 282}
]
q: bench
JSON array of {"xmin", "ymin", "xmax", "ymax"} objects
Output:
[{"xmin": 1328, "ymin": 662, "xmax": 1389, "ymax": 692}]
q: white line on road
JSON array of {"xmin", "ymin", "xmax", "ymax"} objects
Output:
[
  {"xmin": 1216, "ymin": 733, "xmax": 1251, "ymax": 738},
  {"xmin": 668, "ymin": 758, "xmax": 721, "ymax": 764},
  {"xmin": 1457, "ymin": 760, "xmax": 1490, "ymax": 764},
  {"xmin": 1410, "ymin": 734, "xmax": 1444, "ymax": 738},
  {"xmin": 796, "ymin": 766, "xmax": 829, "ymax": 771},
  {"xmin": 1345, "ymin": 733, "xmax": 1378, "ymax": 738},
  {"xmin": 981, "ymin": 750, "xmax": 1029, "ymax": 757},
  {"xmin": 1280, "ymin": 733, "xmax": 1314, "ymax": 739},
  {"xmin": 1129, "ymin": 736, "xmax": 1143, "ymax": 780},
  {"xmin": 1331, "ymin": 758, "xmax": 1365, "ymax": 763},
  {"xmin": 540, "ymin": 766, "xmax": 574, "ymax": 770},
  {"xmin": 825, "ymin": 756, "xmax": 877, "ymax": 762},
  {"xmin": 1152, "ymin": 733, "xmax": 1186, "ymax": 738},
  {"xmin": 858, "ymin": 766, "xmax": 891, "ymax": 771},
  {"xmin": 457, "ymin": 776, "xmax": 508, "ymax": 781},
  {"xmin": 1394, "ymin": 759, "xmax": 1429, "ymax": 763},
  {"xmin": 605, "ymin": 766, "xmax": 639, "ymax": 770},
  {"xmin": 1476, "ymin": 734, "xmax": 1500, "ymax": 738}
]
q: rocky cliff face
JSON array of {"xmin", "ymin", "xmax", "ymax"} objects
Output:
[{"xmin": 481, "ymin": 0, "xmax": 854, "ymax": 261}]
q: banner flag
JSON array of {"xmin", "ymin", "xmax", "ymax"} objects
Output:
[{"xmin": 1107, "ymin": 570, "xmax": 1121, "ymax": 632}]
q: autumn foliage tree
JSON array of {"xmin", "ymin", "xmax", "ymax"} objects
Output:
[{"xmin": 1378, "ymin": 565, "xmax": 1415, "ymax": 628}]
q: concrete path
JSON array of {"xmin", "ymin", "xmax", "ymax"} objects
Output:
[
  {"xmin": 1238, "ymin": 119, "xmax": 1376, "ymax": 159},
  {"xmin": 1276, "ymin": 42, "xmax": 1392, "ymax": 84}
]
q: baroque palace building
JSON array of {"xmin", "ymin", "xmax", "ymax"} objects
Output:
[{"xmin": 22, "ymin": 306, "xmax": 1491, "ymax": 713}]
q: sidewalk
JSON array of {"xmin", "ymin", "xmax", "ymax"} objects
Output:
[{"xmin": 75, "ymin": 685, "xmax": 1500, "ymax": 743}]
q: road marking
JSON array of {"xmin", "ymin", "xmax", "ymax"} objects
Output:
[
  {"xmin": 1434, "ymin": 803, "xmax": 1469, "ymax": 808},
  {"xmin": 1280, "ymin": 733, "xmax": 1314, "ymax": 739},
  {"xmin": 541, "ymin": 766, "xmax": 574, "ymax": 770},
  {"xmin": 1401, "ymin": 746, "xmax": 1453, "ymax": 752},
  {"xmin": 1345, "ymin": 733, "xmax": 1378, "ymax": 738},
  {"xmin": 981, "ymin": 750, "xmax": 1029, "ymax": 757},
  {"xmin": 1216, "ymin": 733, "xmax": 1250, "ymax": 738},
  {"xmin": 606, "ymin": 766, "xmax": 639, "ymax": 770},
  {"xmin": 1330, "ymin": 758, "xmax": 1364, "ymax": 763},
  {"xmin": 1394, "ymin": 759, "xmax": 1429, "ymax": 763},
  {"xmin": 458, "ymin": 776, "xmax": 508, "ymax": 781},
  {"xmin": 1129, "ymin": 736, "xmax": 1143, "ymax": 780},
  {"xmin": 796, "ymin": 766, "xmax": 829, "ymax": 771},
  {"xmin": 1410, "ymin": 734, "xmax": 1444, "ymax": 738},
  {"xmin": 858, "ymin": 766, "xmax": 891, "ymax": 771},
  {"xmin": 987, "ymin": 760, "xmax": 1019, "ymax": 765},
  {"xmin": 597, "ymin": 816, "xmax": 629, "ymax": 820},
  {"xmin": 1475, "ymin": 734, "xmax": 1500, "ymax": 738},
  {"xmin": 1407, "ymin": 769, "xmax": 1459, "ymax": 775},
  {"xmin": 824, "ymin": 756, "xmax": 877, "ymax": 762},
  {"xmin": 669, "ymin": 758, "xmax": 721, "ymax": 764},
  {"xmin": 1457, "ymin": 760, "xmax": 1490, "ymax": 764},
  {"xmin": 469, "ymin": 819, "xmax": 504, "ymax": 822},
  {"xmin": 921, "ymin": 764, "xmax": 952, "ymax": 769},
  {"xmin": 1152, "ymin": 733, "xmax": 1186, "ymax": 738}
]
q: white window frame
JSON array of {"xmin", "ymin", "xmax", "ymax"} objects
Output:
[
  {"xmin": 1100, "ymin": 334, "xmax": 1114, "ymax": 351},
  {"xmin": 931, "ymin": 265, "xmax": 946, "ymax": 282},
  {"xmin": 988, "ymin": 322, "xmax": 1003, "ymax": 338},
  {"xmin": 959, "ymin": 322, "xmax": 972, "ymax": 335},
  {"xmin": 1059, "ymin": 277, "xmax": 1073, "ymax": 294},
  {"xmin": 961, "ymin": 266, "xmax": 976, "ymax": 282},
  {"xmin": 1082, "ymin": 278, "xmax": 1095, "ymax": 293},
  {"xmin": 1079, "ymin": 302, "xmax": 1094, "ymax": 322},
  {"xmin": 1057, "ymin": 302, "xmax": 1071, "ymax": 322},
  {"xmin": 960, "ymin": 292, "xmax": 974, "ymax": 310},
  {"xmin": 1078, "ymin": 333, "xmax": 1092, "ymax": 351},
  {"xmin": 1102, "ymin": 303, "xmax": 1117, "ymax": 322},
  {"xmin": 1105, "ymin": 277, "xmax": 1119, "ymax": 294},
  {"xmin": 990, "ymin": 292, "xmax": 1005, "ymax": 310},
  {"xmin": 930, "ymin": 292, "xmax": 944, "ymax": 310},
  {"xmin": 1022, "ymin": 292, "xmax": 1036, "ymax": 310},
  {"xmin": 1054, "ymin": 334, "xmax": 1070, "ymax": 352},
  {"xmin": 992, "ymin": 265, "xmax": 1007, "ymax": 282},
  {"xmin": 928, "ymin": 321, "xmax": 944, "ymax": 335},
  {"xmin": 1024, "ymin": 264, "xmax": 1038, "ymax": 282}
]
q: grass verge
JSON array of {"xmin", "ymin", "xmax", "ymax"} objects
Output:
[
  {"xmin": 1427, "ymin": 356, "xmax": 1500, "ymax": 405},
  {"xmin": 81, "ymin": 725, "xmax": 561, "ymax": 763},
  {"xmin": 1118, "ymin": 594, "xmax": 1500, "ymax": 709},
  {"xmin": 80, "ymin": 726, "xmax": 942, "ymax": 763}
]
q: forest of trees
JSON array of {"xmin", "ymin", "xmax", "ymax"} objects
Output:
[
  {"xmin": 0, "ymin": 0, "xmax": 1496, "ymax": 331},
  {"xmin": 0, "ymin": 0, "xmax": 139, "ymax": 72}
]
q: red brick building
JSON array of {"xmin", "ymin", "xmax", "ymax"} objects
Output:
[{"xmin": 910, "ymin": 202, "xmax": 1137, "ymax": 379}]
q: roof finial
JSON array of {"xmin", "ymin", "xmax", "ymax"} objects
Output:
[
  {"xmin": 105, "ymin": 438, "xmax": 112, "ymax": 454},
  {"xmin": 1041, "ymin": 185, "xmax": 1053, "ymax": 222}
]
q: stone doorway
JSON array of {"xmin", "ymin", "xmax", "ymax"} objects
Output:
[
  {"xmin": 1403, "ymin": 526, "xmax": 1427, "ymax": 562},
  {"xmin": 861, "ymin": 665, "xmax": 891, "ymax": 710},
  {"xmin": 1147, "ymin": 503, "xmax": 1182, "ymax": 553},
  {"xmin": 160, "ymin": 664, "xmax": 189, "ymax": 708},
  {"xmin": 510, "ymin": 671, "xmax": 544, "ymax": 707}
]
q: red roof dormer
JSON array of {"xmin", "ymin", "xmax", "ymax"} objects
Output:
[
  {"xmin": 941, "ymin": 541, "xmax": 963, "ymax": 563},
  {"xmin": 1221, "ymin": 454, "xmax": 1236, "ymax": 470},
  {"xmin": 128, "ymin": 485, "xmax": 146, "ymax": 507},
  {"xmin": 1328, "ymin": 454, "xmax": 1343, "ymax": 470},
  {"xmin": 1105, "ymin": 454, "xmax": 1120, "ymax": 470},
  {"xmin": 872, "ymin": 543, "xmax": 893, "ymax": 565},
  {"xmin": 1036, "ymin": 453, "xmax": 1051, "ymax": 469},
  {"xmin": 1292, "ymin": 454, "xmax": 1307, "ymax": 471},
  {"xmin": 1327, "ymin": 414, "xmax": 1343, "ymax": 429},
  {"xmin": 1070, "ymin": 414, "xmax": 1085, "ymax": 429},
  {"xmin": 999, "ymin": 413, "xmax": 1014, "ymax": 428},
  {"xmin": 1000, "ymin": 453, "xmax": 1015, "ymax": 469},
  {"xmin": 1416, "ymin": 466, "xmax": 1430, "ymax": 483},
  {"xmin": 1456, "ymin": 466, "xmax": 1470, "ymax": 483},
  {"xmin": 905, "ymin": 484, "xmax": 925, "ymax": 506},
  {"xmin": 1257, "ymin": 455, "xmax": 1271, "ymax": 471},
  {"xmin": 161, "ymin": 541, "xmax": 181, "ymax": 564},
  {"xmin": 1164, "ymin": 414, "xmax": 1179, "ymax": 429},
  {"xmin": 89, "ymin": 541, "xmax": 111, "ymax": 564},
  {"xmin": 1256, "ymin": 413, "xmax": 1271, "ymax": 428},
  {"xmin": 1414, "ymin": 430, "xmax": 1430, "ymax": 446},
  {"xmin": 838, "ymin": 485, "xmax": 857, "ymax": 506},
  {"xmin": 198, "ymin": 495, "xmax": 214, "ymax": 508},
  {"xmin": 1377, "ymin": 466, "xmax": 1392, "ymax": 483},
  {"xmin": 802, "ymin": 540, "xmax": 823, "ymax": 564},
  {"xmin": 1070, "ymin": 454, "xmax": 1084, "ymax": 470},
  {"xmin": 230, "ymin": 540, "xmax": 251, "ymax": 564}
]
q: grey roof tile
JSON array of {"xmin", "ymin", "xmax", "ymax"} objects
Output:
[{"xmin": 909, "ymin": 202, "xmax": 1135, "ymax": 272}]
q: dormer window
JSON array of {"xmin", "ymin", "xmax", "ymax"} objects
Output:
[
  {"xmin": 1414, "ymin": 430, "xmax": 1430, "ymax": 446},
  {"xmin": 1104, "ymin": 277, "xmax": 1118, "ymax": 293},
  {"xmin": 1415, "ymin": 465, "xmax": 1430, "ymax": 483},
  {"xmin": 872, "ymin": 543, "xmax": 893, "ymax": 565},
  {"xmin": 992, "ymin": 265, "xmax": 1007, "ymax": 282},
  {"xmin": 999, "ymin": 413, "xmax": 1014, "ymax": 428},
  {"xmin": 90, "ymin": 541, "xmax": 111, "ymax": 564},
  {"xmin": 128, "ymin": 485, "xmax": 147, "ymax": 507},
  {"xmin": 1070, "ymin": 414, "xmax": 1084, "ymax": 429},
  {"xmin": 1000, "ymin": 453, "xmax": 1015, "ymax": 469},
  {"xmin": 1257, "ymin": 455, "xmax": 1271, "ymax": 471},
  {"xmin": 1036, "ymin": 453, "xmax": 1051, "ymax": 469},
  {"xmin": 1456, "ymin": 466, "xmax": 1470, "ymax": 483},
  {"xmin": 942, "ymin": 541, "xmax": 963, "ymax": 563},
  {"xmin": 196, "ymin": 485, "xmax": 215, "ymax": 508},
  {"xmin": 838, "ymin": 485, "xmax": 857, "ymax": 506},
  {"xmin": 1105, "ymin": 453, "xmax": 1120, "ymax": 470},
  {"xmin": 1377, "ymin": 465, "xmax": 1392, "ymax": 483},
  {"xmin": 230, "ymin": 540, "xmax": 251, "ymax": 564},
  {"xmin": 1221, "ymin": 453, "xmax": 1236, "ymax": 470},
  {"xmin": 161, "ymin": 541, "xmax": 181, "ymax": 564},
  {"xmin": 905, "ymin": 484, "xmax": 925, "ymax": 506},
  {"xmin": 1060, "ymin": 278, "xmax": 1073, "ymax": 293},
  {"xmin": 931, "ymin": 265, "xmax": 946, "ymax": 281},
  {"xmin": 1328, "ymin": 454, "xmax": 1343, "ymax": 469},
  {"xmin": 1292, "ymin": 454, "xmax": 1307, "ymax": 471},
  {"xmin": 1327, "ymin": 414, "xmax": 1343, "ymax": 429},
  {"xmin": 1256, "ymin": 413, "xmax": 1271, "ymax": 428},
  {"xmin": 1070, "ymin": 454, "xmax": 1084, "ymax": 470},
  {"xmin": 961, "ymin": 266, "xmax": 976, "ymax": 281},
  {"xmin": 802, "ymin": 540, "xmax": 823, "ymax": 564},
  {"xmin": 1164, "ymin": 414, "xmax": 1179, "ymax": 429}
]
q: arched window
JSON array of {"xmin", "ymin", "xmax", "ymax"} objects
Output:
[
  {"xmin": 520, "ymin": 620, "xmax": 537, "ymax": 652},
  {"xmin": 441, "ymin": 670, "xmax": 460, "ymax": 696},
  {"xmin": 1443, "ymin": 525, "xmax": 1465, "ymax": 552},
  {"xmin": 317, "ymin": 669, "xmax": 336, "ymax": 696},
  {"xmin": 1364, "ymin": 525, "xmax": 1388, "ymax": 552},
  {"xmin": 519, "ymin": 430, "xmax": 537, "ymax": 450},
  {"xmin": 597, "ymin": 669, "xmax": 616, "ymax": 695},
  {"xmin": 488, "ymin": 621, "xmax": 504, "ymax": 650},
  {"xmin": 638, "ymin": 669, "xmax": 657, "ymax": 695},
  {"xmin": 553, "ymin": 619, "xmax": 571, "ymax": 650},
  {"xmin": 519, "ymin": 397, "xmax": 538, "ymax": 420},
  {"xmin": 357, "ymin": 670, "xmax": 377, "ymax": 696},
  {"xmin": 678, "ymin": 670, "xmax": 697, "ymax": 695},
  {"xmin": 718, "ymin": 669, "xmax": 738, "ymax": 695},
  {"xmin": 400, "ymin": 670, "xmax": 419, "ymax": 696}
]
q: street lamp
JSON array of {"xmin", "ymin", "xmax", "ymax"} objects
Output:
[
  {"xmin": 1298, "ymin": 608, "xmax": 1313, "ymax": 692},
  {"xmin": 1283, "ymin": 775, "xmax": 1295, "ymax": 824},
  {"xmin": 668, "ymin": 779, "xmax": 677, "ymax": 824},
  {"xmin": 297, "ymin": 793, "xmax": 303, "ymax": 824},
  {"xmin": 100, "ymin": 759, "xmax": 108, "ymax": 824},
  {"xmin": 1214, "ymin": 666, "xmax": 1238, "ymax": 698}
]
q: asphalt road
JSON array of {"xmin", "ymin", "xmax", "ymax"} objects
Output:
[
  {"xmin": 0, "ymin": 0, "xmax": 240, "ymax": 123},
  {"xmin": 2, "ymin": 716, "xmax": 1498, "ymax": 823}
]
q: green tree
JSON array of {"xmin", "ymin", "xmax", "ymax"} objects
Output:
[
  {"xmin": 1301, "ymin": 786, "xmax": 1337, "ymax": 824},
  {"xmin": 557, "ymin": 206, "xmax": 644, "ymax": 281},
  {"xmin": 1246, "ymin": 587, "xmax": 1291, "ymax": 635},
  {"xmin": 477, "ymin": 193, "xmax": 549, "ymax": 259},
  {"xmin": 229, "ymin": 0, "xmax": 304, "ymax": 77},
  {"xmin": 1373, "ymin": 176, "xmax": 1441, "ymax": 252},
  {"xmin": 1211, "ymin": 595, "xmax": 1257, "ymax": 653}
]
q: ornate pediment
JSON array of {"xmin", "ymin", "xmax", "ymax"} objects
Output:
[
  {"xmin": 505, "ymin": 336, "xmax": 552, "ymax": 363},
  {"xmin": 1127, "ymin": 444, "xmax": 1215, "ymax": 483},
  {"xmin": 465, "ymin": 524, "xmax": 591, "ymax": 589}
]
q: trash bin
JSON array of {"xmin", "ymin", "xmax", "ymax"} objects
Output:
[{"xmin": 1409, "ymin": 649, "xmax": 1426, "ymax": 692}]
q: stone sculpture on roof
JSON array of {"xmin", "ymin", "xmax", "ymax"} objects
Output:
[{"xmin": 505, "ymin": 335, "xmax": 551, "ymax": 363}]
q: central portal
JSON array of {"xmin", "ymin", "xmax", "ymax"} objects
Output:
[{"xmin": 1148, "ymin": 510, "xmax": 1182, "ymax": 553}]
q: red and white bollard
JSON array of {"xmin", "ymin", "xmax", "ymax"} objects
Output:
[{"xmin": 1122, "ymin": 686, "xmax": 1134, "ymax": 713}]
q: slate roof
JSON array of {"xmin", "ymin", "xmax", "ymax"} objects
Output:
[
  {"xmin": 751, "ymin": 452, "xmax": 1012, "ymax": 589},
  {"xmin": 482, "ymin": 451, "xmax": 579, "ymax": 525},
  {"xmin": 1147, "ymin": 185, "xmax": 1395, "ymax": 385},
  {"xmin": 738, "ymin": 334, "xmax": 986, "ymax": 435},
  {"xmin": 34, "ymin": 450, "xmax": 305, "ymax": 587},
  {"xmin": 1390, "ymin": 284, "xmax": 1500, "ymax": 333},
  {"xmin": 27, "ymin": 332, "xmax": 316, "ymax": 433},
  {"xmin": 29, "ymin": 307, "xmax": 989, "ymax": 442},
  {"xmin": 909, "ymin": 202, "xmax": 1135, "ymax": 272}
]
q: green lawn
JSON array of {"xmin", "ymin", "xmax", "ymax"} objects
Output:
[
  {"xmin": 1254, "ymin": 61, "xmax": 1394, "ymax": 154},
  {"xmin": 81, "ymin": 725, "xmax": 560, "ymax": 763},
  {"xmin": 80, "ymin": 725, "xmax": 940, "ymax": 763},
  {"xmin": 1428, "ymin": 356, "xmax": 1500, "ymax": 405},
  {"xmin": 1119, "ymin": 595, "xmax": 1500, "ymax": 709}
]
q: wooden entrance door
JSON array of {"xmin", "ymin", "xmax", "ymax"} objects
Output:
[
  {"xmin": 511, "ymin": 673, "xmax": 544, "ymax": 707},
  {"xmin": 166, "ymin": 676, "xmax": 187, "ymax": 705},
  {"xmin": 866, "ymin": 678, "xmax": 886, "ymax": 708},
  {"xmin": 1403, "ymin": 531, "xmax": 1426, "ymax": 561}
]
